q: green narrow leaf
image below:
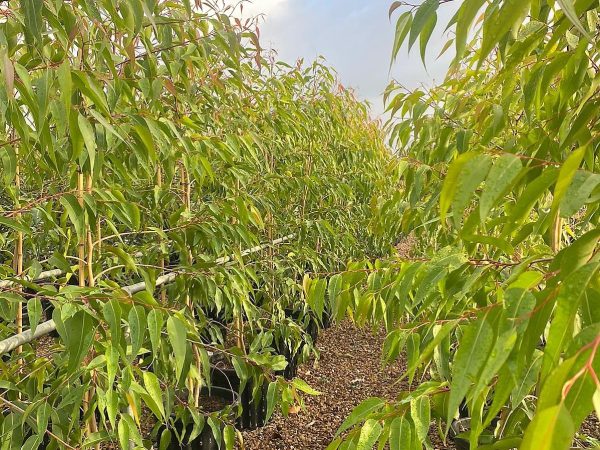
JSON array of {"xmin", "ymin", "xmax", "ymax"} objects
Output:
[
  {"xmin": 104, "ymin": 245, "xmax": 138, "ymax": 273},
  {"xmin": 159, "ymin": 428, "xmax": 172, "ymax": 450},
  {"xmin": 128, "ymin": 305, "xmax": 147, "ymax": 361},
  {"xmin": 389, "ymin": 416, "xmax": 412, "ymax": 450},
  {"xmin": 106, "ymin": 344, "xmax": 119, "ymax": 388},
  {"xmin": 78, "ymin": 114, "xmax": 97, "ymax": 173},
  {"xmin": 117, "ymin": 417, "xmax": 130, "ymax": 450},
  {"xmin": 521, "ymin": 404, "xmax": 574, "ymax": 450},
  {"xmin": 223, "ymin": 424, "xmax": 236, "ymax": 450},
  {"xmin": 147, "ymin": 309, "xmax": 163, "ymax": 358},
  {"xmin": 411, "ymin": 397, "xmax": 430, "ymax": 448},
  {"xmin": 0, "ymin": 216, "xmax": 31, "ymax": 235},
  {"xmin": 541, "ymin": 263, "xmax": 600, "ymax": 381},
  {"xmin": 419, "ymin": 12, "xmax": 438, "ymax": 65},
  {"xmin": 392, "ymin": 13, "xmax": 413, "ymax": 62},
  {"xmin": 36, "ymin": 402, "xmax": 51, "ymax": 437},
  {"xmin": 106, "ymin": 389, "xmax": 118, "ymax": 430},
  {"xmin": 291, "ymin": 379, "xmax": 321, "ymax": 396},
  {"xmin": 480, "ymin": 0, "xmax": 532, "ymax": 63},
  {"xmin": 504, "ymin": 167, "xmax": 559, "ymax": 230},
  {"xmin": 335, "ymin": 398, "xmax": 385, "ymax": 437},
  {"xmin": 454, "ymin": 0, "xmax": 486, "ymax": 61},
  {"xmin": 480, "ymin": 154, "xmax": 522, "ymax": 221},
  {"xmin": 559, "ymin": 171, "xmax": 600, "ymax": 217},
  {"xmin": 557, "ymin": 0, "xmax": 592, "ymax": 39},
  {"xmin": 328, "ymin": 273, "xmax": 342, "ymax": 313},
  {"xmin": 0, "ymin": 146, "xmax": 17, "ymax": 184},
  {"xmin": 440, "ymin": 152, "xmax": 478, "ymax": 224},
  {"xmin": 27, "ymin": 297, "xmax": 42, "ymax": 335},
  {"xmin": 408, "ymin": 0, "xmax": 439, "ymax": 51},
  {"xmin": 451, "ymin": 153, "xmax": 492, "ymax": 224},
  {"xmin": 60, "ymin": 193, "xmax": 85, "ymax": 239},
  {"xmin": 57, "ymin": 60, "xmax": 72, "ymax": 119},
  {"xmin": 356, "ymin": 419, "xmax": 383, "ymax": 450},
  {"xmin": 57, "ymin": 310, "xmax": 96, "ymax": 373},
  {"xmin": 447, "ymin": 315, "xmax": 494, "ymax": 426},
  {"xmin": 551, "ymin": 146, "xmax": 587, "ymax": 218},
  {"xmin": 142, "ymin": 371, "xmax": 165, "ymax": 419},
  {"xmin": 102, "ymin": 300, "xmax": 122, "ymax": 345},
  {"xmin": 265, "ymin": 381, "xmax": 278, "ymax": 423},
  {"xmin": 462, "ymin": 235, "xmax": 515, "ymax": 255},
  {"xmin": 167, "ymin": 316, "xmax": 189, "ymax": 383},
  {"xmin": 20, "ymin": 0, "xmax": 44, "ymax": 47}
]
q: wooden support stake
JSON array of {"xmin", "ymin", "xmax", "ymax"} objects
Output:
[
  {"xmin": 77, "ymin": 170, "xmax": 85, "ymax": 288},
  {"xmin": 157, "ymin": 166, "xmax": 166, "ymax": 303},
  {"xmin": 551, "ymin": 216, "xmax": 562, "ymax": 253},
  {"xmin": 180, "ymin": 164, "xmax": 201, "ymax": 404},
  {"xmin": 86, "ymin": 175, "xmax": 95, "ymax": 288},
  {"xmin": 14, "ymin": 146, "xmax": 23, "ymax": 361}
]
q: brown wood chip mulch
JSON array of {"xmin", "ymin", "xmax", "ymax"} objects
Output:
[{"xmin": 241, "ymin": 320, "xmax": 456, "ymax": 450}]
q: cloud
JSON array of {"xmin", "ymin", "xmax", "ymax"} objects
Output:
[
  {"xmin": 234, "ymin": 0, "xmax": 459, "ymax": 117},
  {"xmin": 241, "ymin": 0, "xmax": 289, "ymax": 17}
]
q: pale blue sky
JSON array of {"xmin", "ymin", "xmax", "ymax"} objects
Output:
[{"xmin": 242, "ymin": 0, "xmax": 459, "ymax": 117}]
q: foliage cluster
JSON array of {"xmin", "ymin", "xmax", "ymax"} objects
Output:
[
  {"xmin": 322, "ymin": 0, "xmax": 600, "ymax": 449},
  {"xmin": 0, "ymin": 1, "xmax": 391, "ymax": 448}
]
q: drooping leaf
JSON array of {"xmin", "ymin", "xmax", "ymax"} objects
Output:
[
  {"xmin": 57, "ymin": 310, "xmax": 96, "ymax": 373},
  {"xmin": 521, "ymin": 404, "xmax": 574, "ymax": 450},
  {"xmin": 167, "ymin": 316, "xmax": 189, "ymax": 383},
  {"xmin": 335, "ymin": 398, "xmax": 385, "ymax": 437},
  {"xmin": 480, "ymin": 154, "xmax": 522, "ymax": 221}
]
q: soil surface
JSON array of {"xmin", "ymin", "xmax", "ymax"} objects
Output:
[
  {"xmin": 241, "ymin": 321, "xmax": 456, "ymax": 450},
  {"xmin": 200, "ymin": 392, "xmax": 234, "ymax": 413},
  {"xmin": 240, "ymin": 321, "xmax": 600, "ymax": 450}
]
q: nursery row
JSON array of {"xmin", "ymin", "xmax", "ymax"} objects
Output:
[
  {"xmin": 0, "ymin": 1, "xmax": 396, "ymax": 449},
  {"xmin": 317, "ymin": 0, "xmax": 600, "ymax": 448}
]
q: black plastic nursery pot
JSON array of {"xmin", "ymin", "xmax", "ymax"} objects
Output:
[
  {"xmin": 0, "ymin": 409, "xmax": 52, "ymax": 449},
  {"xmin": 209, "ymin": 364, "xmax": 268, "ymax": 430},
  {"xmin": 321, "ymin": 310, "xmax": 333, "ymax": 330},
  {"xmin": 274, "ymin": 341, "xmax": 301, "ymax": 380},
  {"xmin": 158, "ymin": 386, "xmax": 238, "ymax": 450},
  {"xmin": 284, "ymin": 308, "xmax": 319, "ymax": 343},
  {"xmin": 199, "ymin": 308, "xmax": 228, "ymax": 345},
  {"xmin": 449, "ymin": 418, "xmax": 497, "ymax": 450}
]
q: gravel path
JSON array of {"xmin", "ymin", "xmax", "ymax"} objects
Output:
[{"xmin": 241, "ymin": 321, "xmax": 455, "ymax": 449}]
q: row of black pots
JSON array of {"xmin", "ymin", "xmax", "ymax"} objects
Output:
[
  {"xmin": 156, "ymin": 363, "xmax": 271, "ymax": 450},
  {"xmin": 210, "ymin": 365, "xmax": 269, "ymax": 430},
  {"xmin": 0, "ymin": 387, "xmax": 238, "ymax": 450},
  {"xmin": 157, "ymin": 386, "xmax": 238, "ymax": 450},
  {"xmin": 449, "ymin": 414, "xmax": 507, "ymax": 450}
]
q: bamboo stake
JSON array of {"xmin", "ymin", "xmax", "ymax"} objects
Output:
[
  {"xmin": 77, "ymin": 170, "xmax": 86, "ymax": 288},
  {"xmin": 233, "ymin": 178, "xmax": 246, "ymax": 353},
  {"xmin": 14, "ymin": 145, "xmax": 23, "ymax": 361},
  {"xmin": 551, "ymin": 216, "xmax": 562, "ymax": 253},
  {"xmin": 85, "ymin": 174, "xmax": 99, "ymax": 447},
  {"xmin": 86, "ymin": 175, "xmax": 95, "ymax": 289},
  {"xmin": 180, "ymin": 164, "xmax": 200, "ymax": 404},
  {"xmin": 157, "ymin": 166, "xmax": 166, "ymax": 303}
]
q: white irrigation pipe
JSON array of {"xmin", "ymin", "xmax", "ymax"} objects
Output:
[
  {"xmin": 0, "ymin": 269, "xmax": 65, "ymax": 289},
  {"xmin": 0, "ymin": 232, "xmax": 296, "ymax": 290},
  {"xmin": 0, "ymin": 250, "xmax": 148, "ymax": 290},
  {"xmin": 0, "ymin": 234, "xmax": 295, "ymax": 355}
]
